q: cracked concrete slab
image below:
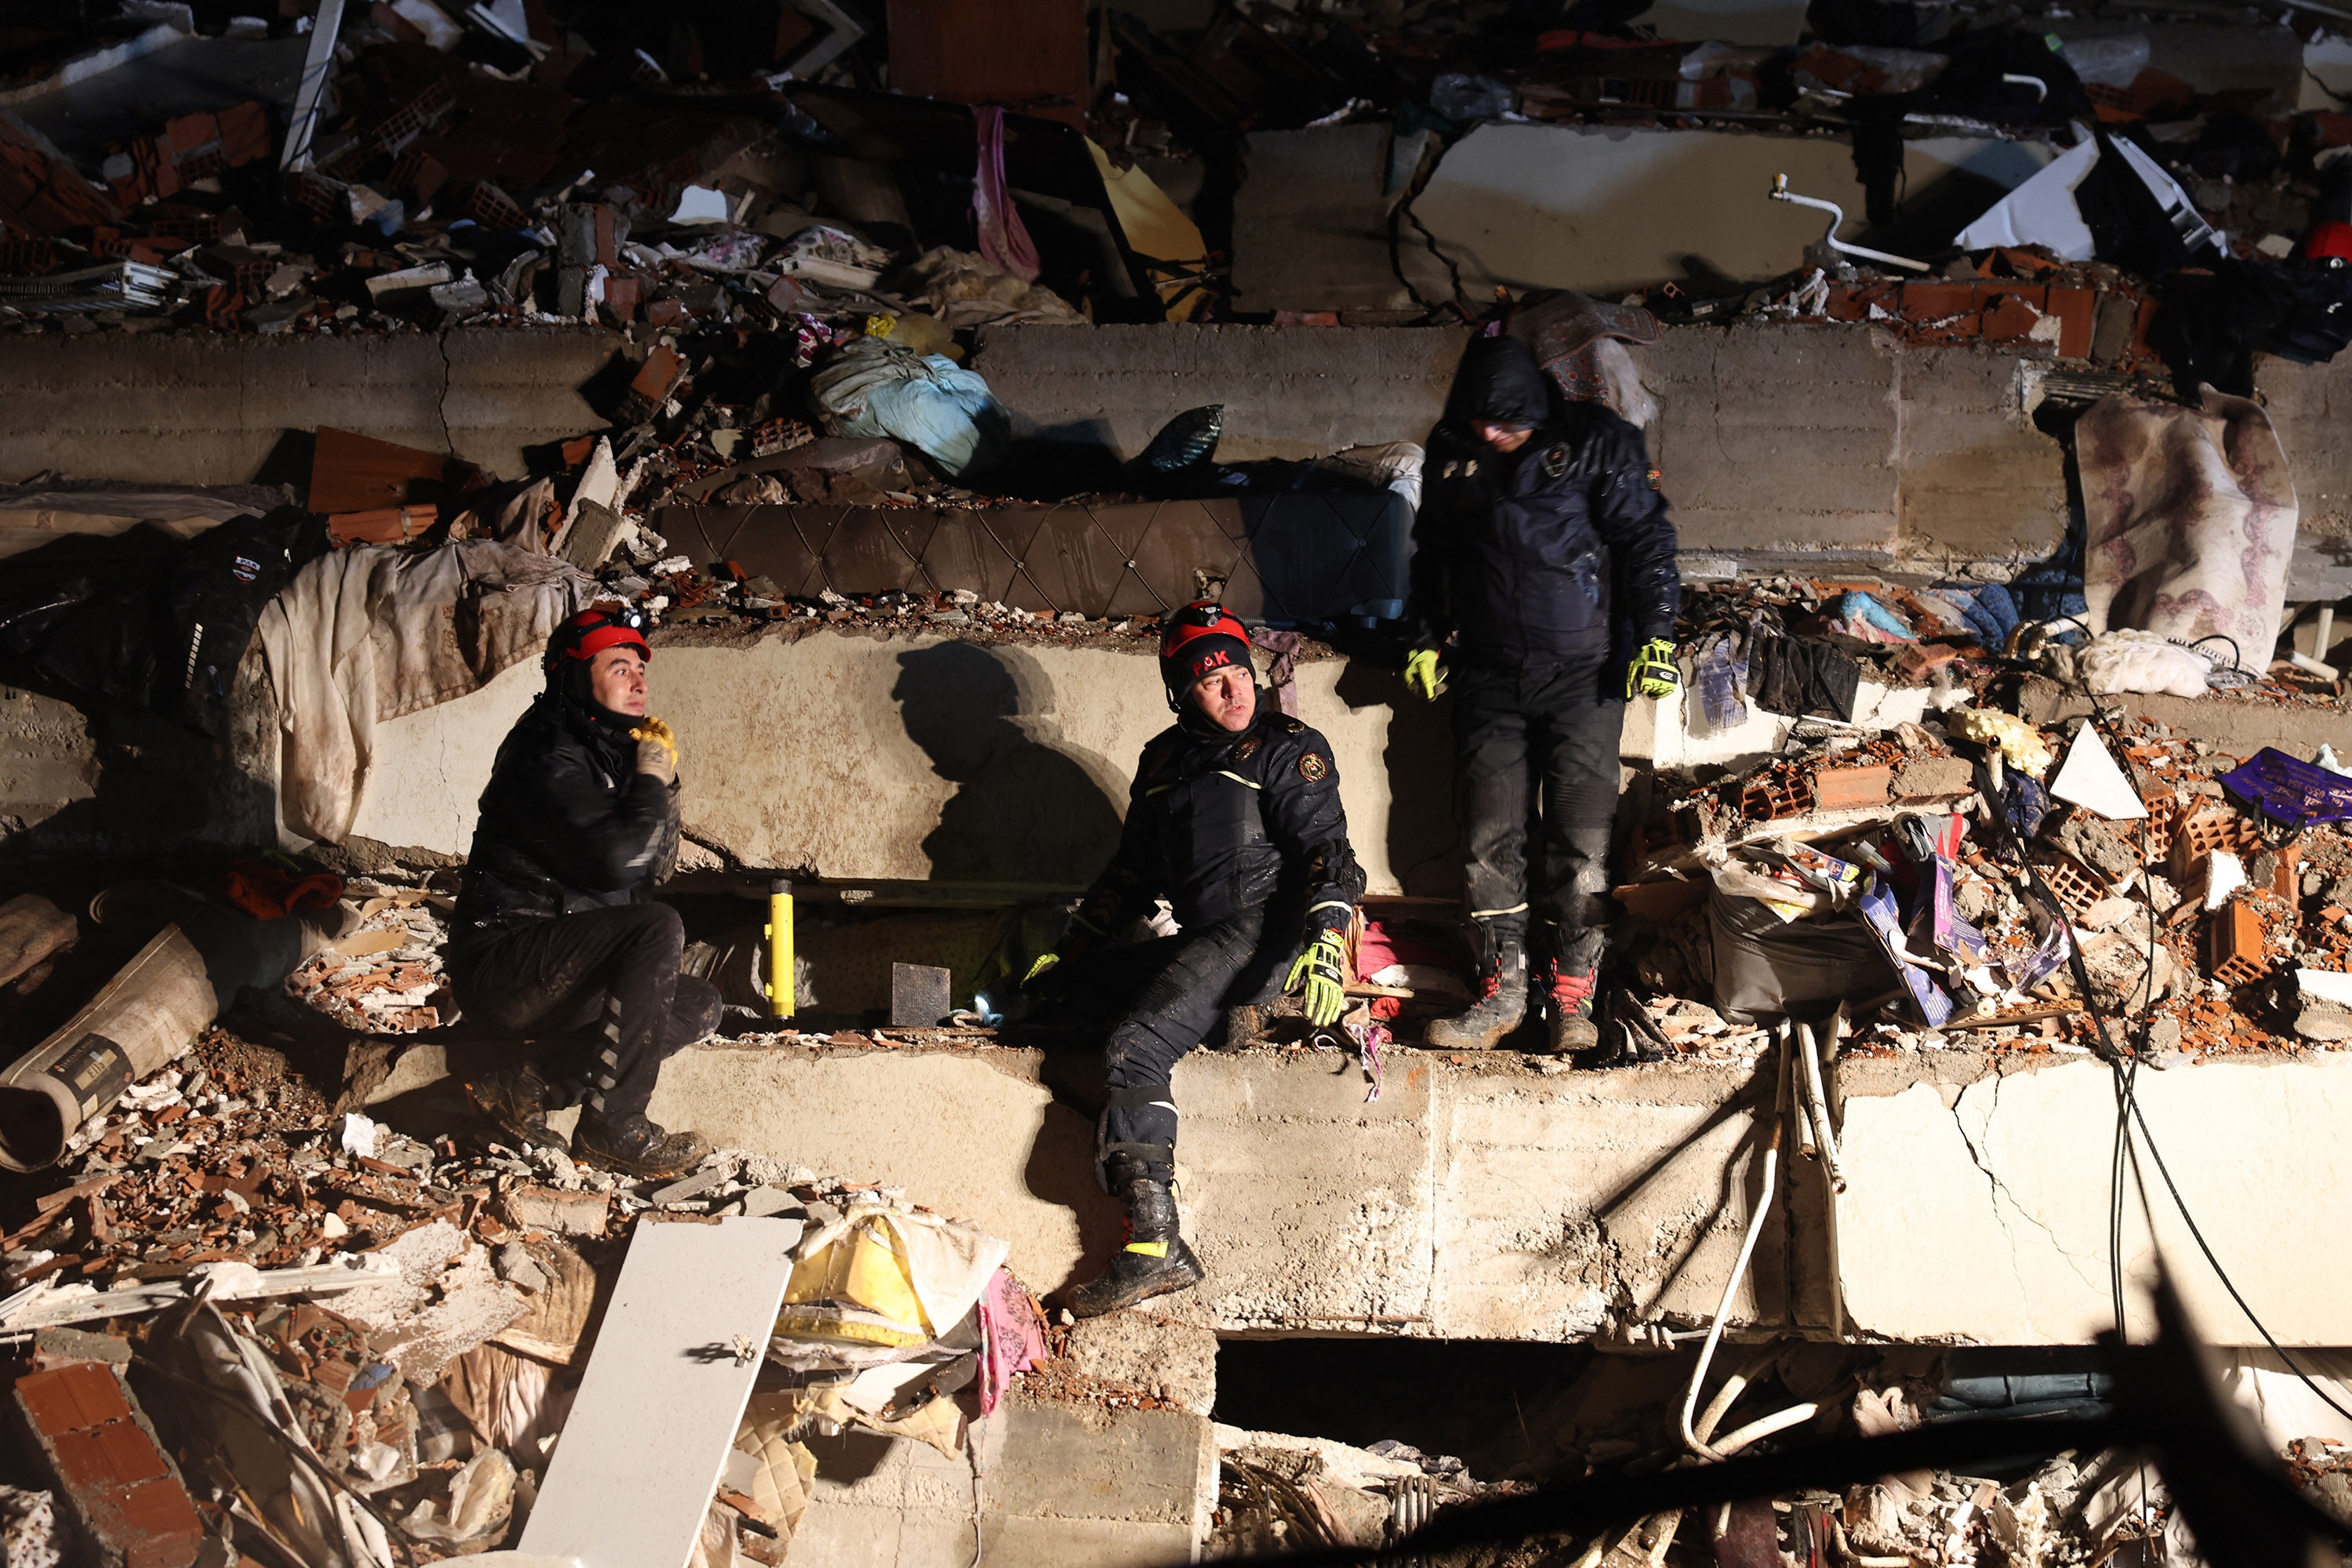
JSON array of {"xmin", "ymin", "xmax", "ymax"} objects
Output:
[{"xmin": 652, "ymin": 1042, "xmax": 2352, "ymax": 1346}]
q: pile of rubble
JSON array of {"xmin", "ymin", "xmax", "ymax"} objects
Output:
[
  {"xmin": 0, "ymin": 1026, "xmax": 1072, "ymax": 1565},
  {"xmin": 1617, "ymin": 603, "xmax": 2352, "ymax": 1065},
  {"xmin": 284, "ymin": 877, "xmax": 458, "ymax": 1033}
]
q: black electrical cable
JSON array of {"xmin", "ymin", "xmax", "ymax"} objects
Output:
[{"xmin": 1978, "ymin": 654, "xmax": 2352, "ymax": 1425}]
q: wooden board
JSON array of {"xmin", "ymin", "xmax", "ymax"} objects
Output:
[{"xmin": 517, "ymin": 1217, "xmax": 800, "ymax": 1568}]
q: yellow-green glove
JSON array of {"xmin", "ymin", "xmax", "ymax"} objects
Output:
[
  {"xmin": 1404, "ymin": 647, "xmax": 1446, "ymax": 701},
  {"xmin": 1022, "ymin": 952, "xmax": 1060, "ymax": 989},
  {"xmin": 1285, "ymin": 931, "xmax": 1349, "ymax": 1028},
  {"xmin": 1626, "ymin": 639, "xmax": 1679, "ymax": 700}
]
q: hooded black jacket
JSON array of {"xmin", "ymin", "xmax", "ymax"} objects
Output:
[
  {"xmin": 451, "ymin": 688, "xmax": 680, "ymax": 946},
  {"xmin": 1413, "ymin": 335, "xmax": 1681, "ymax": 671},
  {"xmin": 1069, "ymin": 699, "xmax": 1365, "ymax": 953}
]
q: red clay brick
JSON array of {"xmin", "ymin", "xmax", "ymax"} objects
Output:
[
  {"xmin": 2046, "ymin": 286, "xmax": 2094, "ymax": 358},
  {"xmin": 17, "ymin": 1363, "xmax": 132, "ymax": 1436},
  {"xmin": 1813, "ymin": 762, "xmax": 1892, "ymax": 811}
]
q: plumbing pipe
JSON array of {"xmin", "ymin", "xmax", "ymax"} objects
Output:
[
  {"xmin": 1795, "ymin": 1018, "xmax": 1848, "ymax": 1195},
  {"xmin": 2001, "ymin": 72, "xmax": 2049, "ymax": 103},
  {"xmin": 1784, "ymin": 1021, "xmax": 1817, "ymax": 1162},
  {"xmin": 1711, "ymin": 1400, "xmax": 1820, "ymax": 1456},
  {"xmin": 1769, "ymin": 175, "xmax": 1931, "ymax": 272},
  {"xmin": 1678, "ymin": 1047, "xmax": 1788, "ymax": 1461}
]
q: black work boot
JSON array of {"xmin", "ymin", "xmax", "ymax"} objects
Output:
[
  {"xmin": 1543, "ymin": 970, "xmax": 1600, "ymax": 1055},
  {"xmin": 1067, "ymin": 1168, "xmax": 1205, "ymax": 1319},
  {"xmin": 572, "ymin": 1109, "xmax": 713, "ymax": 1179},
  {"xmin": 1426, "ymin": 942, "xmax": 1526, "ymax": 1051},
  {"xmin": 464, "ymin": 1062, "xmax": 565, "ymax": 1149}
]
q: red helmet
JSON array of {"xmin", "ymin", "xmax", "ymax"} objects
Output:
[
  {"xmin": 1160, "ymin": 601, "xmax": 1251, "ymax": 706},
  {"xmin": 544, "ymin": 602, "xmax": 652, "ymax": 674}
]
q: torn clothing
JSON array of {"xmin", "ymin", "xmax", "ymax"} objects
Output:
[
  {"xmin": 448, "ymin": 902, "xmax": 720, "ymax": 1120},
  {"xmin": 454, "ymin": 689, "xmax": 680, "ymax": 941},
  {"xmin": 1081, "ymin": 909, "xmax": 1288, "ymax": 1187},
  {"xmin": 256, "ymin": 540, "xmax": 593, "ymax": 843},
  {"xmin": 1067, "ymin": 702, "xmax": 1365, "ymax": 958},
  {"xmin": 1414, "ymin": 338, "xmax": 1680, "ymax": 670},
  {"xmin": 1454, "ymin": 659, "xmax": 1623, "ymax": 974}
]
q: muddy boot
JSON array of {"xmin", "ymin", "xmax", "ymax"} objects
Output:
[
  {"xmin": 1543, "ymin": 969, "xmax": 1599, "ymax": 1055},
  {"xmin": 1425, "ymin": 942, "xmax": 1526, "ymax": 1051},
  {"xmin": 572, "ymin": 1110, "xmax": 712, "ymax": 1179},
  {"xmin": 1067, "ymin": 1167, "xmax": 1205, "ymax": 1319},
  {"xmin": 464, "ymin": 1062, "xmax": 565, "ymax": 1149}
]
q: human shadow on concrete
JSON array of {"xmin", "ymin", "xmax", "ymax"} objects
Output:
[
  {"xmin": 891, "ymin": 641, "xmax": 1125, "ymax": 887},
  {"xmin": 1332, "ymin": 657, "xmax": 1461, "ymax": 898}
]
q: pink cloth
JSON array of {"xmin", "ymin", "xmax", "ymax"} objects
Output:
[
  {"xmin": 972, "ymin": 107, "xmax": 1041, "ymax": 283},
  {"xmin": 975, "ymin": 1267, "xmax": 1044, "ymax": 1415}
]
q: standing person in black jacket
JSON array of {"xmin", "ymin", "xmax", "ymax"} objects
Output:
[
  {"xmin": 1025, "ymin": 603, "xmax": 1366, "ymax": 1316},
  {"xmin": 1409, "ymin": 333, "xmax": 1682, "ymax": 1054},
  {"xmin": 448, "ymin": 604, "xmax": 719, "ymax": 1178}
]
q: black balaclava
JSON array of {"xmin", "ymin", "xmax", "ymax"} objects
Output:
[{"xmin": 1441, "ymin": 333, "xmax": 1556, "ymax": 432}]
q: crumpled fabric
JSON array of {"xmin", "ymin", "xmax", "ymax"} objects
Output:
[
  {"xmin": 971, "ymin": 106, "xmax": 1040, "ymax": 283},
  {"xmin": 809, "ymin": 336, "xmax": 1009, "ymax": 477},
  {"xmin": 256, "ymin": 541, "xmax": 593, "ymax": 844},
  {"xmin": 2042, "ymin": 628, "xmax": 2211, "ymax": 698},
  {"xmin": 1250, "ymin": 626, "xmax": 1302, "ymax": 717},
  {"xmin": 2077, "ymin": 389, "xmax": 2298, "ymax": 671},
  {"xmin": 975, "ymin": 1267, "xmax": 1043, "ymax": 1416}
]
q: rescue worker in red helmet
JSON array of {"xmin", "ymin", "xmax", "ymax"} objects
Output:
[
  {"xmin": 447, "ymin": 604, "xmax": 719, "ymax": 1178},
  {"xmin": 1025, "ymin": 603, "xmax": 1366, "ymax": 1316}
]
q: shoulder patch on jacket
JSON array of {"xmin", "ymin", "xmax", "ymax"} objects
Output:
[
  {"xmin": 1541, "ymin": 443, "xmax": 1571, "ymax": 478},
  {"xmin": 1298, "ymin": 752, "xmax": 1328, "ymax": 783},
  {"xmin": 1277, "ymin": 716, "xmax": 1306, "ymax": 735},
  {"xmin": 1646, "ymin": 465, "xmax": 1664, "ymax": 491}
]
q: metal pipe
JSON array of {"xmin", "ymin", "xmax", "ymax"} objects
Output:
[
  {"xmin": 1796, "ymin": 1018, "xmax": 1848, "ymax": 1196},
  {"xmin": 279, "ymin": 0, "xmax": 347, "ymax": 172},
  {"xmin": 1679, "ymin": 1049, "xmax": 1788, "ymax": 1461},
  {"xmin": 1769, "ymin": 175, "xmax": 1931, "ymax": 272}
]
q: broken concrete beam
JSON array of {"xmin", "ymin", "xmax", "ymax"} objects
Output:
[
  {"xmin": 2281, "ymin": 969, "xmax": 2352, "ymax": 1043},
  {"xmin": 891, "ymin": 963, "xmax": 953, "ymax": 1029},
  {"xmin": 9, "ymin": 1362, "xmax": 205, "ymax": 1568},
  {"xmin": 1062, "ymin": 1316, "xmax": 1218, "ymax": 1417},
  {"xmin": 0, "ymin": 894, "xmax": 75, "ymax": 991}
]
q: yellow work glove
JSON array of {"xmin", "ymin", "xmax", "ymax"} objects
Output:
[
  {"xmin": 1285, "ymin": 931, "xmax": 1350, "ymax": 1029},
  {"xmin": 1626, "ymin": 639, "xmax": 1680, "ymax": 700},
  {"xmin": 1404, "ymin": 646, "xmax": 1446, "ymax": 701},
  {"xmin": 632, "ymin": 715, "xmax": 678, "ymax": 786},
  {"xmin": 1022, "ymin": 952, "xmax": 1060, "ymax": 989}
]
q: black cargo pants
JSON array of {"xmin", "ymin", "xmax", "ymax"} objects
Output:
[
  {"xmin": 448, "ymin": 903, "xmax": 722, "ymax": 1120},
  {"xmin": 1050, "ymin": 908, "xmax": 1290, "ymax": 1189},
  {"xmin": 1452, "ymin": 658, "xmax": 1624, "ymax": 978}
]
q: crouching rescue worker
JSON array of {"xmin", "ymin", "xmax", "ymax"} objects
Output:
[
  {"xmin": 448, "ymin": 604, "xmax": 720, "ymax": 1178},
  {"xmin": 1026, "ymin": 603, "xmax": 1366, "ymax": 1316},
  {"xmin": 1409, "ymin": 333, "xmax": 1682, "ymax": 1054}
]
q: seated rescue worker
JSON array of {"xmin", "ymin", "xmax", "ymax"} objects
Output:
[
  {"xmin": 1025, "ymin": 602, "xmax": 1367, "ymax": 1316},
  {"xmin": 448, "ymin": 604, "xmax": 720, "ymax": 1179}
]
